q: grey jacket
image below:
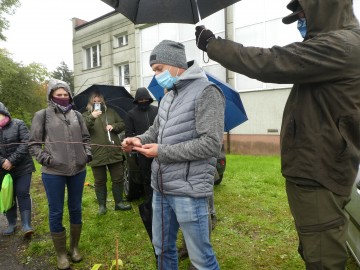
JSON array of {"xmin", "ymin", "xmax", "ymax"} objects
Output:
[
  {"xmin": 207, "ymin": 0, "xmax": 360, "ymax": 196},
  {"xmin": 138, "ymin": 61, "xmax": 225, "ymax": 198},
  {"xmin": 29, "ymin": 79, "xmax": 91, "ymax": 176}
]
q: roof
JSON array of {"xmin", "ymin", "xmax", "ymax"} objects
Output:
[{"xmin": 74, "ymin": 10, "xmax": 118, "ymax": 31}]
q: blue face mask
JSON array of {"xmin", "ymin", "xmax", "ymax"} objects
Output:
[
  {"xmin": 155, "ymin": 69, "xmax": 178, "ymax": 90},
  {"xmin": 297, "ymin": 18, "xmax": 307, "ymax": 38}
]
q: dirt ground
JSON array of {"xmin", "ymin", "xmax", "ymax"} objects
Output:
[
  {"xmin": 0, "ymin": 214, "xmax": 32, "ymax": 270},
  {"xmin": 0, "ymin": 210, "xmax": 53, "ymax": 270}
]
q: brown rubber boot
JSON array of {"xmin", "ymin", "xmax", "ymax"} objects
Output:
[
  {"xmin": 51, "ymin": 230, "xmax": 70, "ymax": 269},
  {"xmin": 70, "ymin": 224, "xmax": 82, "ymax": 262}
]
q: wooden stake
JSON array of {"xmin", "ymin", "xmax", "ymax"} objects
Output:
[{"xmin": 116, "ymin": 238, "xmax": 119, "ymax": 270}]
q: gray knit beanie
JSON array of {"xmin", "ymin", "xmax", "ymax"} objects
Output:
[
  {"xmin": 47, "ymin": 79, "xmax": 73, "ymax": 101},
  {"xmin": 149, "ymin": 40, "xmax": 187, "ymax": 69}
]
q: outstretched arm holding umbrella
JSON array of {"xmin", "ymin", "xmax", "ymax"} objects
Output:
[{"xmin": 195, "ymin": 0, "xmax": 360, "ymax": 268}]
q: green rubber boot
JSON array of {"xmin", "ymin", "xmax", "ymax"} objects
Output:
[
  {"xmin": 95, "ymin": 186, "xmax": 107, "ymax": 215},
  {"xmin": 113, "ymin": 182, "xmax": 131, "ymax": 211}
]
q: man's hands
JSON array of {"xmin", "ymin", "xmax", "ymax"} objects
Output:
[
  {"xmin": 195, "ymin": 25, "xmax": 215, "ymax": 52},
  {"xmin": 121, "ymin": 138, "xmax": 158, "ymax": 158},
  {"xmin": 133, "ymin": 143, "xmax": 158, "ymax": 158},
  {"xmin": 121, "ymin": 137, "xmax": 142, "ymax": 153}
]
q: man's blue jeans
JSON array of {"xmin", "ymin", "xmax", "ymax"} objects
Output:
[
  {"xmin": 152, "ymin": 190, "xmax": 220, "ymax": 270},
  {"xmin": 42, "ymin": 171, "xmax": 86, "ymax": 233}
]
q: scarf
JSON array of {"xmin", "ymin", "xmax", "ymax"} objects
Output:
[
  {"xmin": 51, "ymin": 100, "xmax": 73, "ymax": 114},
  {"xmin": 0, "ymin": 116, "xmax": 10, "ymax": 128}
]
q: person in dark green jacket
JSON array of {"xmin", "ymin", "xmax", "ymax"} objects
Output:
[
  {"xmin": 195, "ymin": 0, "xmax": 360, "ymax": 269},
  {"xmin": 83, "ymin": 92, "xmax": 131, "ymax": 214}
]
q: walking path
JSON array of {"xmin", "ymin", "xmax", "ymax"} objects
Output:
[{"xmin": 0, "ymin": 209, "xmax": 53, "ymax": 269}]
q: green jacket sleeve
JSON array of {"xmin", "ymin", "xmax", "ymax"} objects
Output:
[{"xmin": 207, "ymin": 33, "xmax": 353, "ymax": 84}]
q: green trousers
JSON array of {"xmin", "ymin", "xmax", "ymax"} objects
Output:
[
  {"xmin": 286, "ymin": 180, "xmax": 350, "ymax": 270},
  {"xmin": 91, "ymin": 161, "xmax": 124, "ymax": 187}
]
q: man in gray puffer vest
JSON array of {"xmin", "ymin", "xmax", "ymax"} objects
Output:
[{"xmin": 122, "ymin": 40, "xmax": 225, "ymax": 270}]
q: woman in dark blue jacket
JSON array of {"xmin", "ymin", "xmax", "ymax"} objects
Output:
[{"xmin": 0, "ymin": 102, "xmax": 35, "ymax": 237}]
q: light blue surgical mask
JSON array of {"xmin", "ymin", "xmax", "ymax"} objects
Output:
[
  {"xmin": 297, "ymin": 18, "xmax": 307, "ymax": 38},
  {"xmin": 155, "ymin": 69, "xmax": 179, "ymax": 90}
]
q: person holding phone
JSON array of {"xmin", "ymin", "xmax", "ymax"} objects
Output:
[{"xmin": 82, "ymin": 92, "xmax": 131, "ymax": 215}]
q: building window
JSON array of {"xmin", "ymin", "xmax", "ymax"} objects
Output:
[
  {"xmin": 118, "ymin": 64, "xmax": 130, "ymax": 86},
  {"xmin": 117, "ymin": 34, "xmax": 128, "ymax": 47},
  {"xmin": 85, "ymin": 44, "xmax": 101, "ymax": 69}
]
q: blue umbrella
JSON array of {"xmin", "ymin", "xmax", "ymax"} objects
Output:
[{"xmin": 148, "ymin": 72, "xmax": 248, "ymax": 132}]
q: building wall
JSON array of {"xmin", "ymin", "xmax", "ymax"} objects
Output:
[
  {"xmin": 224, "ymin": 134, "xmax": 280, "ymax": 155},
  {"xmin": 230, "ymin": 88, "xmax": 290, "ymax": 135},
  {"xmin": 72, "ymin": 13, "xmax": 136, "ymax": 95}
]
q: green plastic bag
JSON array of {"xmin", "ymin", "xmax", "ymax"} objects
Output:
[{"xmin": 0, "ymin": 174, "xmax": 14, "ymax": 213}]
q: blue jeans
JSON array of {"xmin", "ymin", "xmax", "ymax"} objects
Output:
[
  {"xmin": 10, "ymin": 173, "xmax": 32, "ymax": 212},
  {"xmin": 42, "ymin": 170, "xmax": 86, "ymax": 233},
  {"xmin": 152, "ymin": 190, "xmax": 219, "ymax": 270}
]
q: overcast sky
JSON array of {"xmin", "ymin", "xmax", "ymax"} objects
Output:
[{"xmin": 0, "ymin": 0, "xmax": 113, "ymax": 71}]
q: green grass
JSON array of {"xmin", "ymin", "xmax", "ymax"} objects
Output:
[{"xmin": 26, "ymin": 155, "xmax": 359, "ymax": 269}]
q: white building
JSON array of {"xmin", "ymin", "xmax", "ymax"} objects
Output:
[{"xmin": 72, "ymin": 0, "xmax": 360, "ymax": 155}]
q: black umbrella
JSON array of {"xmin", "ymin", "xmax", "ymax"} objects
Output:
[
  {"xmin": 100, "ymin": 0, "xmax": 241, "ymax": 24},
  {"xmin": 73, "ymin": 85, "xmax": 135, "ymax": 120}
]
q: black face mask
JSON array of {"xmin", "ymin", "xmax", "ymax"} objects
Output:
[{"xmin": 138, "ymin": 102, "xmax": 150, "ymax": 111}]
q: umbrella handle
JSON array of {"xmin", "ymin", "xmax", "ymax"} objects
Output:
[
  {"xmin": 202, "ymin": 51, "xmax": 209, "ymax": 64},
  {"xmin": 105, "ymin": 114, "xmax": 114, "ymax": 144},
  {"xmin": 107, "ymin": 130, "xmax": 114, "ymax": 144}
]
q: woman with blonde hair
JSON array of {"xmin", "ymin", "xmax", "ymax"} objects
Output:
[{"xmin": 82, "ymin": 91, "xmax": 131, "ymax": 215}]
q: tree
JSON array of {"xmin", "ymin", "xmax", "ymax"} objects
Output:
[
  {"xmin": 25, "ymin": 62, "xmax": 50, "ymax": 83},
  {"xmin": 0, "ymin": 0, "xmax": 20, "ymax": 41},
  {"xmin": 51, "ymin": 61, "xmax": 74, "ymax": 95},
  {"xmin": 0, "ymin": 49, "xmax": 48, "ymax": 126}
]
